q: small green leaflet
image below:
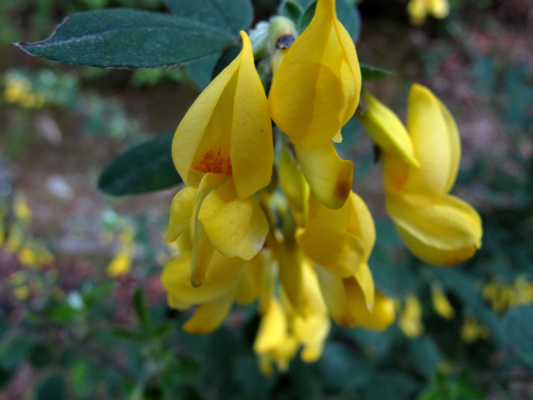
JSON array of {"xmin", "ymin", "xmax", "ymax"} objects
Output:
[{"xmin": 98, "ymin": 133, "xmax": 182, "ymax": 196}]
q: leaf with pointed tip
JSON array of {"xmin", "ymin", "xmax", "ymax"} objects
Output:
[
  {"xmin": 502, "ymin": 305, "xmax": 533, "ymax": 367},
  {"xmin": 360, "ymin": 64, "xmax": 395, "ymax": 81},
  {"xmin": 98, "ymin": 133, "xmax": 182, "ymax": 196},
  {"xmin": 16, "ymin": 9, "xmax": 234, "ymax": 68}
]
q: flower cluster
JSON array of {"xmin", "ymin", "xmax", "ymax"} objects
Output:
[{"xmin": 162, "ymin": 0, "xmax": 482, "ymax": 373}]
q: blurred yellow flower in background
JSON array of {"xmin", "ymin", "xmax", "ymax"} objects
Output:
[
  {"xmin": 399, "ymin": 295, "xmax": 424, "ymax": 338},
  {"xmin": 407, "ymin": 0, "xmax": 449, "ymax": 25},
  {"xmin": 431, "ymin": 282, "xmax": 455, "ymax": 320}
]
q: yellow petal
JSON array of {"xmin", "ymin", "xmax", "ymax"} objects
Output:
[
  {"xmin": 429, "ymin": 0, "xmax": 449, "ymax": 19},
  {"xmin": 199, "ymin": 179, "xmax": 268, "ymax": 260},
  {"xmin": 161, "ymin": 251, "xmax": 243, "ymax": 306},
  {"xmin": 190, "ymin": 173, "xmax": 225, "ymax": 287},
  {"xmin": 352, "ymin": 263, "xmax": 375, "ymax": 311},
  {"xmin": 298, "ymin": 226, "xmax": 363, "ymax": 277},
  {"xmin": 315, "ymin": 264, "xmax": 355, "ymax": 327},
  {"xmin": 173, "ymin": 32, "xmax": 273, "ymax": 196},
  {"xmin": 348, "ymin": 193, "xmax": 376, "ymax": 262},
  {"xmin": 431, "ymin": 283, "xmax": 455, "ymax": 319},
  {"xmin": 297, "ymin": 191, "xmax": 373, "ymax": 277},
  {"xmin": 269, "ymin": 0, "xmax": 361, "ymax": 144},
  {"xmin": 106, "ymin": 251, "xmax": 132, "ymax": 277},
  {"xmin": 358, "ymin": 91, "xmax": 419, "ymax": 167},
  {"xmin": 386, "ymin": 194, "xmax": 482, "ymax": 266},
  {"xmin": 381, "ymin": 151, "xmax": 410, "ymax": 194},
  {"xmin": 295, "ymin": 141, "xmax": 353, "ymax": 210},
  {"xmin": 346, "ymin": 286, "xmax": 396, "ymax": 331},
  {"xmin": 399, "ymin": 295, "xmax": 424, "ymax": 337},
  {"xmin": 278, "ymin": 239, "xmax": 304, "ymax": 312},
  {"xmin": 190, "ymin": 218, "xmax": 215, "ymax": 288},
  {"xmin": 407, "ymin": 0, "xmax": 428, "ymax": 25},
  {"xmin": 231, "ymin": 32, "xmax": 274, "ymax": 199},
  {"xmin": 254, "ymin": 298, "xmax": 287, "ymax": 353},
  {"xmin": 294, "ymin": 314, "xmax": 330, "ymax": 362},
  {"xmin": 278, "ymin": 144, "xmax": 310, "ymax": 226},
  {"xmin": 397, "ymin": 84, "xmax": 461, "ymax": 197},
  {"xmin": 183, "ymin": 289, "xmax": 236, "ymax": 334},
  {"xmin": 234, "ymin": 262, "xmax": 260, "ymax": 305},
  {"xmin": 165, "ymin": 186, "xmax": 197, "ymax": 243},
  {"xmin": 301, "ymin": 341, "xmax": 327, "ymax": 363},
  {"xmin": 14, "ymin": 193, "xmax": 32, "ymax": 224},
  {"xmin": 258, "ymin": 249, "xmax": 277, "ymax": 314}
]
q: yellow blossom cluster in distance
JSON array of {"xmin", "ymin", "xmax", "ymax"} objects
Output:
[
  {"xmin": 482, "ymin": 276, "xmax": 533, "ymax": 314},
  {"xmin": 3, "ymin": 72, "xmax": 45, "ymax": 109},
  {"xmin": 162, "ymin": 0, "xmax": 482, "ymax": 374},
  {"xmin": 407, "ymin": 0, "xmax": 449, "ymax": 25}
]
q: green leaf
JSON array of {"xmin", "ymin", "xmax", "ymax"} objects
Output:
[
  {"xmin": 317, "ymin": 342, "xmax": 371, "ymax": 391},
  {"xmin": 37, "ymin": 374, "xmax": 67, "ymax": 400},
  {"xmin": 28, "ymin": 345, "xmax": 53, "ymax": 369},
  {"xmin": 16, "ymin": 9, "xmax": 234, "ymax": 68},
  {"xmin": 98, "ymin": 133, "xmax": 182, "ymax": 196},
  {"xmin": 336, "ymin": 0, "xmax": 361, "ymax": 44},
  {"xmin": 111, "ymin": 327, "xmax": 145, "ymax": 341},
  {"xmin": 360, "ymin": 64, "xmax": 395, "ymax": 81},
  {"xmin": 363, "ymin": 372, "xmax": 421, "ymax": 400},
  {"xmin": 0, "ymin": 366, "xmax": 13, "ymax": 390},
  {"xmin": 212, "ymin": 44, "xmax": 242, "ymax": 80},
  {"xmin": 409, "ymin": 337, "xmax": 441, "ymax": 378},
  {"xmin": 502, "ymin": 305, "xmax": 533, "ymax": 367},
  {"xmin": 280, "ymin": 1, "xmax": 303, "ymax": 22},
  {"xmin": 133, "ymin": 288, "xmax": 151, "ymax": 332},
  {"xmin": 165, "ymin": 0, "xmax": 253, "ymax": 36},
  {"xmin": 185, "ymin": 53, "xmax": 221, "ymax": 90},
  {"xmin": 345, "ymin": 327, "xmax": 391, "ymax": 356},
  {"xmin": 293, "ymin": 0, "xmax": 315, "ymax": 9},
  {"xmin": 0, "ymin": 335, "xmax": 33, "ymax": 369},
  {"xmin": 175, "ymin": 356, "xmax": 202, "ymax": 378},
  {"xmin": 151, "ymin": 322, "xmax": 174, "ymax": 340}
]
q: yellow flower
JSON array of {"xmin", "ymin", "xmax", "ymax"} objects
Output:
[
  {"xmin": 431, "ymin": 283, "xmax": 455, "ymax": 320},
  {"xmin": 107, "ymin": 251, "xmax": 132, "ymax": 277},
  {"xmin": 297, "ymin": 192, "xmax": 374, "ymax": 278},
  {"xmin": 254, "ymin": 263, "xmax": 330, "ymax": 375},
  {"xmin": 168, "ymin": 31, "xmax": 272, "ymax": 286},
  {"xmin": 162, "ymin": 249, "xmax": 248, "ymax": 334},
  {"xmin": 357, "ymin": 91, "xmax": 419, "ymax": 167},
  {"xmin": 107, "ymin": 229, "xmax": 135, "ymax": 277},
  {"xmin": 278, "ymin": 144, "xmax": 310, "ymax": 227},
  {"xmin": 399, "ymin": 294, "xmax": 424, "ymax": 338},
  {"xmin": 407, "ymin": 0, "xmax": 449, "ymax": 25},
  {"xmin": 373, "ymin": 84, "xmax": 482, "ymax": 266},
  {"xmin": 297, "ymin": 192, "xmax": 395, "ymax": 330},
  {"xmin": 290, "ymin": 263, "xmax": 331, "ymax": 362},
  {"xmin": 269, "ymin": 0, "xmax": 361, "ymax": 210},
  {"xmin": 254, "ymin": 297, "xmax": 299, "ymax": 375},
  {"xmin": 14, "ymin": 192, "xmax": 32, "ymax": 225},
  {"xmin": 460, "ymin": 316, "xmax": 490, "ymax": 343},
  {"xmin": 172, "ymin": 31, "xmax": 273, "ymax": 199},
  {"xmin": 166, "ymin": 175, "xmax": 269, "ymax": 287}
]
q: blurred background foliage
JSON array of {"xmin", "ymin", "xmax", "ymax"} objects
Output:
[{"xmin": 1, "ymin": 0, "xmax": 533, "ymax": 399}]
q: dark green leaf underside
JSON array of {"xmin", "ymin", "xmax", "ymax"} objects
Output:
[
  {"xmin": 165, "ymin": 0, "xmax": 253, "ymax": 36},
  {"xmin": 98, "ymin": 133, "xmax": 182, "ymax": 196},
  {"xmin": 16, "ymin": 9, "xmax": 234, "ymax": 68},
  {"xmin": 360, "ymin": 64, "xmax": 395, "ymax": 81}
]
